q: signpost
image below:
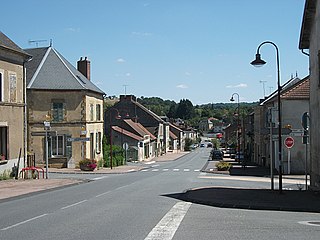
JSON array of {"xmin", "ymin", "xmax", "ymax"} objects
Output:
[{"xmin": 284, "ymin": 136, "xmax": 294, "ymax": 174}]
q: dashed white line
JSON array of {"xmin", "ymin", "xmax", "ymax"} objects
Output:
[
  {"xmin": 173, "ymin": 169, "xmax": 180, "ymax": 172},
  {"xmin": 92, "ymin": 176, "xmax": 108, "ymax": 180},
  {"xmin": 144, "ymin": 202, "xmax": 192, "ymax": 240},
  {"xmin": 163, "ymin": 169, "xmax": 169, "ymax": 171},
  {"xmin": 61, "ymin": 200, "xmax": 88, "ymax": 210},
  {"xmin": 183, "ymin": 169, "xmax": 190, "ymax": 172},
  {"xmin": 152, "ymin": 169, "xmax": 159, "ymax": 172},
  {"xmin": 1, "ymin": 214, "xmax": 48, "ymax": 231}
]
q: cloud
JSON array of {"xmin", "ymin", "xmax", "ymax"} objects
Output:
[
  {"xmin": 185, "ymin": 72, "xmax": 191, "ymax": 76},
  {"xmin": 226, "ymin": 83, "xmax": 248, "ymax": 88},
  {"xmin": 176, "ymin": 84, "xmax": 188, "ymax": 89},
  {"xmin": 117, "ymin": 58, "xmax": 126, "ymax": 63},
  {"xmin": 131, "ymin": 31, "xmax": 152, "ymax": 37},
  {"xmin": 65, "ymin": 27, "xmax": 80, "ymax": 32},
  {"xmin": 126, "ymin": 73, "xmax": 131, "ymax": 77}
]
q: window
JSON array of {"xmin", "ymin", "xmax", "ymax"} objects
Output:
[
  {"xmin": 0, "ymin": 72, "xmax": 3, "ymax": 102},
  {"xmin": 50, "ymin": 135, "xmax": 64, "ymax": 156},
  {"xmin": 96, "ymin": 104, "xmax": 101, "ymax": 121},
  {"xmin": 9, "ymin": 73, "xmax": 17, "ymax": 102},
  {"xmin": 90, "ymin": 104, "xmax": 94, "ymax": 121},
  {"xmin": 0, "ymin": 127, "xmax": 8, "ymax": 160},
  {"xmin": 96, "ymin": 132, "xmax": 101, "ymax": 154},
  {"xmin": 52, "ymin": 102, "xmax": 64, "ymax": 122}
]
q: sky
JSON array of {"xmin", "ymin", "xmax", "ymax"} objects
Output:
[{"xmin": 1, "ymin": 0, "xmax": 308, "ymax": 105}]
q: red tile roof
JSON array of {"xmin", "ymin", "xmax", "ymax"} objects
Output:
[
  {"xmin": 282, "ymin": 77, "xmax": 309, "ymax": 100},
  {"xmin": 112, "ymin": 126, "xmax": 143, "ymax": 141}
]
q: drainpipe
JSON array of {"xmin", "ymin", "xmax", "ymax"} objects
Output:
[{"xmin": 23, "ymin": 56, "xmax": 32, "ymax": 167}]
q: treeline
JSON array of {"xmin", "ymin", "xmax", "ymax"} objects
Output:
[{"xmin": 138, "ymin": 96, "xmax": 257, "ymax": 127}]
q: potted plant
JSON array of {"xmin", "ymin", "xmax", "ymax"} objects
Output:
[{"xmin": 79, "ymin": 159, "xmax": 97, "ymax": 171}]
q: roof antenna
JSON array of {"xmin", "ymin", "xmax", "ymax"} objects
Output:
[
  {"xmin": 50, "ymin": 39, "xmax": 53, "ymax": 47},
  {"xmin": 296, "ymin": 71, "xmax": 298, "ymax": 78},
  {"xmin": 28, "ymin": 39, "xmax": 48, "ymax": 47}
]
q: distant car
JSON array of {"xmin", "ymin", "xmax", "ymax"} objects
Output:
[
  {"xmin": 211, "ymin": 150, "xmax": 223, "ymax": 160},
  {"xmin": 207, "ymin": 143, "xmax": 213, "ymax": 148},
  {"xmin": 200, "ymin": 143, "xmax": 205, "ymax": 148},
  {"xmin": 235, "ymin": 152, "xmax": 244, "ymax": 161}
]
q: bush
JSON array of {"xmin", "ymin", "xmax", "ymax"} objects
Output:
[
  {"xmin": 215, "ymin": 161, "xmax": 232, "ymax": 171},
  {"xmin": 0, "ymin": 170, "xmax": 12, "ymax": 181}
]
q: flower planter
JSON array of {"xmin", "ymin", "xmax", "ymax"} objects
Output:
[{"xmin": 80, "ymin": 164, "xmax": 96, "ymax": 171}]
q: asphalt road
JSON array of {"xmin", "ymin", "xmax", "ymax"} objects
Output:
[{"xmin": 1, "ymin": 148, "xmax": 319, "ymax": 240}]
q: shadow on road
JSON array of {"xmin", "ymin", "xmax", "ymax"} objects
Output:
[{"xmin": 162, "ymin": 187, "xmax": 320, "ymax": 213}]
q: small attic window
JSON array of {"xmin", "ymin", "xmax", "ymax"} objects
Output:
[{"xmin": 76, "ymin": 75, "xmax": 86, "ymax": 84}]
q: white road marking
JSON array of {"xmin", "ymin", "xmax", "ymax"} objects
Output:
[
  {"xmin": 152, "ymin": 169, "xmax": 159, "ymax": 172},
  {"xmin": 1, "ymin": 214, "xmax": 48, "ymax": 231},
  {"xmin": 141, "ymin": 169, "xmax": 149, "ymax": 172},
  {"xmin": 163, "ymin": 169, "xmax": 169, "ymax": 171},
  {"xmin": 183, "ymin": 169, "xmax": 190, "ymax": 172},
  {"xmin": 173, "ymin": 169, "xmax": 180, "ymax": 172},
  {"xmin": 144, "ymin": 202, "xmax": 192, "ymax": 240},
  {"xmin": 92, "ymin": 176, "xmax": 108, "ymax": 180},
  {"xmin": 152, "ymin": 164, "xmax": 160, "ymax": 167},
  {"xmin": 194, "ymin": 169, "xmax": 200, "ymax": 172},
  {"xmin": 298, "ymin": 221, "xmax": 320, "ymax": 227},
  {"xmin": 61, "ymin": 200, "xmax": 88, "ymax": 210}
]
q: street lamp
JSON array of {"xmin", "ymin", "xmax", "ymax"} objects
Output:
[
  {"xmin": 109, "ymin": 108, "xmax": 121, "ymax": 169},
  {"xmin": 230, "ymin": 93, "xmax": 241, "ymax": 164},
  {"xmin": 251, "ymin": 41, "xmax": 283, "ymax": 193}
]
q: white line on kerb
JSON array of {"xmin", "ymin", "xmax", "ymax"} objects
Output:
[
  {"xmin": 1, "ymin": 214, "xmax": 48, "ymax": 231},
  {"xmin": 144, "ymin": 202, "xmax": 192, "ymax": 240},
  {"xmin": 61, "ymin": 200, "xmax": 88, "ymax": 210}
]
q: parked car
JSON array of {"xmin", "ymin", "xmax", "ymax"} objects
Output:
[
  {"xmin": 211, "ymin": 150, "xmax": 223, "ymax": 160},
  {"xmin": 200, "ymin": 143, "xmax": 205, "ymax": 148},
  {"xmin": 207, "ymin": 142, "xmax": 213, "ymax": 148}
]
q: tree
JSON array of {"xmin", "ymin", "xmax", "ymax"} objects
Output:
[{"xmin": 176, "ymin": 99, "xmax": 195, "ymax": 120}]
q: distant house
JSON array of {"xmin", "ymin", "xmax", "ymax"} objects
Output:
[
  {"xmin": 198, "ymin": 119, "xmax": 213, "ymax": 132},
  {"xmin": 105, "ymin": 95, "xmax": 170, "ymax": 158},
  {"xmin": 0, "ymin": 31, "xmax": 32, "ymax": 174},
  {"xmin": 25, "ymin": 47, "xmax": 105, "ymax": 168},
  {"xmin": 253, "ymin": 76, "xmax": 309, "ymax": 173},
  {"xmin": 111, "ymin": 119, "xmax": 157, "ymax": 161}
]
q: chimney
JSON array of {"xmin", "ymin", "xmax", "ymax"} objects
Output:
[{"xmin": 77, "ymin": 57, "xmax": 91, "ymax": 80}]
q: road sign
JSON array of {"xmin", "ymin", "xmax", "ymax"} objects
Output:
[
  {"xmin": 284, "ymin": 136, "xmax": 294, "ymax": 148},
  {"xmin": 290, "ymin": 129, "xmax": 304, "ymax": 137},
  {"xmin": 31, "ymin": 131, "xmax": 57, "ymax": 136},
  {"xmin": 67, "ymin": 137, "xmax": 90, "ymax": 142}
]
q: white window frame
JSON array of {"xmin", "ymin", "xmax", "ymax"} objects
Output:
[
  {"xmin": 8, "ymin": 72, "xmax": 17, "ymax": 103},
  {"xmin": 90, "ymin": 104, "xmax": 94, "ymax": 121},
  {"xmin": 0, "ymin": 69, "xmax": 4, "ymax": 102},
  {"xmin": 96, "ymin": 132, "xmax": 101, "ymax": 154},
  {"xmin": 50, "ymin": 135, "xmax": 65, "ymax": 157}
]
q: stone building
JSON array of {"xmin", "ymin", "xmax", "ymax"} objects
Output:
[{"xmin": 25, "ymin": 47, "xmax": 105, "ymax": 168}]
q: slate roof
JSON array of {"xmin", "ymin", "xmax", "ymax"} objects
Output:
[
  {"xmin": 0, "ymin": 31, "xmax": 31, "ymax": 57},
  {"xmin": 24, "ymin": 47, "xmax": 104, "ymax": 94}
]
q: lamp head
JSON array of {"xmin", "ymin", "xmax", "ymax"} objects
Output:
[
  {"xmin": 230, "ymin": 96, "xmax": 235, "ymax": 102},
  {"xmin": 251, "ymin": 53, "xmax": 266, "ymax": 67}
]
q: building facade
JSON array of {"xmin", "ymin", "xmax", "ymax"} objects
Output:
[
  {"xmin": 299, "ymin": 0, "xmax": 320, "ymax": 189},
  {"xmin": 0, "ymin": 31, "xmax": 31, "ymax": 174}
]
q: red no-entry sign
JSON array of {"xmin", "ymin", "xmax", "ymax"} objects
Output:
[{"xmin": 284, "ymin": 136, "xmax": 294, "ymax": 148}]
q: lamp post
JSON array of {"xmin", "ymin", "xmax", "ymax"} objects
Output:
[
  {"xmin": 230, "ymin": 93, "xmax": 241, "ymax": 164},
  {"xmin": 251, "ymin": 41, "xmax": 282, "ymax": 193},
  {"xmin": 109, "ymin": 108, "xmax": 121, "ymax": 169}
]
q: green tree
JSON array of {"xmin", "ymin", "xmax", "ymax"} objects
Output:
[{"xmin": 176, "ymin": 99, "xmax": 195, "ymax": 120}]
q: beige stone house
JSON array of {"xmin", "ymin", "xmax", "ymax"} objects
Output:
[
  {"xmin": 253, "ymin": 76, "xmax": 309, "ymax": 174},
  {"xmin": 0, "ymin": 32, "xmax": 32, "ymax": 174},
  {"xmin": 299, "ymin": 0, "xmax": 320, "ymax": 190},
  {"xmin": 25, "ymin": 47, "xmax": 105, "ymax": 168}
]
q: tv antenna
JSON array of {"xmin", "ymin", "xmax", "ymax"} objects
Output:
[
  {"xmin": 28, "ymin": 39, "xmax": 48, "ymax": 47},
  {"xmin": 259, "ymin": 80, "xmax": 267, "ymax": 97},
  {"xmin": 123, "ymin": 84, "xmax": 129, "ymax": 96}
]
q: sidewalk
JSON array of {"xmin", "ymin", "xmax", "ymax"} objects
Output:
[
  {"xmin": 0, "ymin": 151, "xmax": 189, "ymax": 201},
  {"xmin": 186, "ymin": 157, "xmax": 320, "ymax": 213}
]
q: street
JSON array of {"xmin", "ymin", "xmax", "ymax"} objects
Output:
[{"xmin": 0, "ymin": 148, "xmax": 319, "ymax": 240}]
